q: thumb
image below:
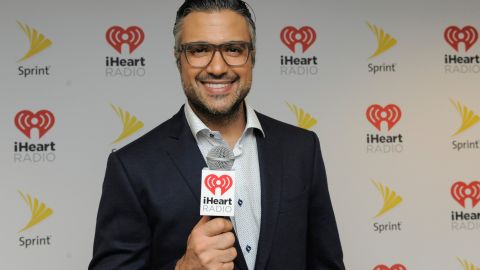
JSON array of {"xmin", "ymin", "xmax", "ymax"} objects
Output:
[{"xmin": 194, "ymin": 215, "xmax": 210, "ymax": 228}]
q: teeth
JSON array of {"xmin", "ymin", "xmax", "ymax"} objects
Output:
[{"xmin": 205, "ymin": 83, "xmax": 229, "ymax": 89}]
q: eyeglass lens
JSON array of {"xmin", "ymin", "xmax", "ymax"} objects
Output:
[{"xmin": 184, "ymin": 43, "xmax": 250, "ymax": 67}]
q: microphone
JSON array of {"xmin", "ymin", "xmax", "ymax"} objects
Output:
[
  {"xmin": 200, "ymin": 145, "xmax": 236, "ymax": 217},
  {"xmin": 206, "ymin": 145, "xmax": 234, "ymax": 171}
]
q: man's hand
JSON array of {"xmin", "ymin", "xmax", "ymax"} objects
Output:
[{"xmin": 176, "ymin": 216, "xmax": 237, "ymax": 270}]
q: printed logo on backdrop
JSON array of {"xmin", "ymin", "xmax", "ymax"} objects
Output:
[
  {"xmin": 450, "ymin": 181, "xmax": 480, "ymax": 231},
  {"xmin": 286, "ymin": 102, "xmax": 317, "ymax": 130},
  {"xmin": 280, "ymin": 26, "xmax": 319, "ymax": 76},
  {"xmin": 111, "ymin": 104, "xmax": 144, "ymax": 147},
  {"xmin": 366, "ymin": 104, "xmax": 404, "ymax": 153},
  {"xmin": 457, "ymin": 258, "xmax": 479, "ymax": 270},
  {"xmin": 105, "ymin": 26, "xmax": 146, "ymax": 78},
  {"xmin": 444, "ymin": 25, "xmax": 480, "ymax": 73},
  {"xmin": 371, "ymin": 180, "xmax": 403, "ymax": 234},
  {"xmin": 16, "ymin": 21, "xmax": 52, "ymax": 78},
  {"xmin": 367, "ymin": 22, "xmax": 397, "ymax": 75},
  {"xmin": 450, "ymin": 99, "xmax": 479, "ymax": 151},
  {"xmin": 18, "ymin": 191, "xmax": 53, "ymax": 248},
  {"xmin": 373, "ymin": 264, "xmax": 407, "ymax": 270},
  {"xmin": 14, "ymin": 110, "xmax": 56, "ymax": 163}
]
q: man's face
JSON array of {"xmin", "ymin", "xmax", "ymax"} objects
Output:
[{"xmin": 177, "ymin": 10, "xmax": 254, "ymax": 118}]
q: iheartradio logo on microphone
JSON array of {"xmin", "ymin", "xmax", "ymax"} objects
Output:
[
  {"xmin": 200, "ymin": 170, "xmax": 235, "ymax": 217},
  {"xmin": 13, "ymin": 110, "xmax": 56, "ymax": 163},
  {"xmin": 279, "ymin": 26, "xmax": 319, "ymax": 76},
  {"xmin": 443, "ymin": 25, "xmax": 480, "ymax": 73},
  {"xmin": 365, "ymin": 104, "xmax": 404, "ymax": 154},
  {"xmin": 104, "ymin": 25, "xmax": 146, "ymax": 78},
  {"xmin": 204, "ymin": 174, "xmax": 233, "ymax": 195},
  {"xmin": 450, "ymin": 181, "xmax": 480, "ymax": 231}
]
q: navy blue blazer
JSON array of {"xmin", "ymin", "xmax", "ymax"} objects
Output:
[{"xmin": 89, "ymin": 107, "xmax": 345, "ymax": 270}]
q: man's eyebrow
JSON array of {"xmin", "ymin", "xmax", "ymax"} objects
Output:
[
  {"xmin": 182, "ymin": 40, "xmax": 250, "ymax": 45},
  {"xmin": 182, "ymin": 41, "xmax": 210, "ymax": 45}
]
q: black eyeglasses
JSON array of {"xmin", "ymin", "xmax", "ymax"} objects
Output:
[{"xmin": 177, "ymin": 41, "xmax": 254, "ymax": 68}]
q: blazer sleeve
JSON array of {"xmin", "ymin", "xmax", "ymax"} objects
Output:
[
  {"xmin": 307, "ymin": 132, "xmax": 346, "ymax": 270},
  {"xmin": 88, "ymin": 152, "xmax": 152, "ymax": 269},
  {"xmin": 88, "ymin": 152, "xmax": 181, "ymax": 270}
]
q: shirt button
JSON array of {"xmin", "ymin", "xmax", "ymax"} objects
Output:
[
  {"xmin": 238, "ymin": 199, "xmax": 243, "ymax": 206},
  {"xmin": 246, "ymin": 245, "xmax": 252, "ymax": 253}
]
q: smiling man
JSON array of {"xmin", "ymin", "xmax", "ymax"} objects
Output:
[
  {"xmin": 89, "ymin": 1, "xmax": 345, "ymax": 270},
  {"xmin": 176, "ymin": 8, "xmax": 254, "ymax": 148}
]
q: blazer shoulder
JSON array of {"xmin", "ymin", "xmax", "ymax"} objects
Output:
[{"xmin": 256, "ymin": 111, "xmax": 317, "ymax": 141}]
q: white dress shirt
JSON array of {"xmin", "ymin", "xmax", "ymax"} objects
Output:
[{"xmin": 184, "ymin": 101, "xmax": 264, "ymax": 270}]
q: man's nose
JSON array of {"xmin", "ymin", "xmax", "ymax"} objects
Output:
[{"xmin": 206, "ymin": 50, "xmax": 228, "ymax": 75}]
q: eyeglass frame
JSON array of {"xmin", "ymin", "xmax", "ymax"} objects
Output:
[{"xmin": 176, "ymin": 41, "xmax": 255, "ymax": 68}]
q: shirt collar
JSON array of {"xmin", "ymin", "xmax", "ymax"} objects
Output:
[{"xmin": 184, "ymin": 101, "xmax": 265, "ymax": 139}]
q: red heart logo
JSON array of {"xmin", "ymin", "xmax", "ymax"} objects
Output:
[
  {"xmin": 280, "ymin": 26, "xmax": 316, "ymax": 53},
  {"xmin": 204, "ymin": 174, "xmax": 233, "ymax": 195},
  {"xmin": 444, "ymin": 25, "xmax": 478, "ymax": 52},
  {"xmin": 366, "ymin": 104, "xmax": 402, "ymax": 131},
  {"xmin": 106, "ymin": 26, "xmax": 145, "ymax": 54},
  {"xmin": 14, "ymin": 110, "xmax": 55, "ymax": 139},
  {"xmin": 373, "ymin": 264, "xmax": 407, "ymax": 270},
  {"xmin": 451, "ymin": 181, "xmax": 480, "ymax": 208}
]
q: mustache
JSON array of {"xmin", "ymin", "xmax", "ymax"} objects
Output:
[{"xmin": 196, "ymin": 73, "xmax": 239, "ymax": 82}]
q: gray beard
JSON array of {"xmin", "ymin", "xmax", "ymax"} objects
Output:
[{"xmin": 185, "ymin": 88, "xmax": 249, "ymax": 125}]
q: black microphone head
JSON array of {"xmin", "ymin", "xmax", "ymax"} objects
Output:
[{"xmin": 206, "ymin": 145, "xmax": 234, "ymax": 170}]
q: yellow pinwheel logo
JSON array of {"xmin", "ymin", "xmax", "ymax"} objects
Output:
[
  {"xmin": 18, "ymin": 191, "xmax": 53, "ymax": 233},
  {"xmin": 367, "ymin": 22, "xmax": 397, "ymax": 59},
  {"xmin": 372, "ymin": 180, "xmax": 402, "ymax": 218},
  {"xmin": 111, "ymin": 104, "xmax": 144, "ymax": 144},
  {"xmin": 17, "ymin": 21, "xmax": 52, "ymax": 62},
  {"xmin": 451, "ymin": 99, "xmax": 479, "ymax": 137},
  {"xmin": 458, "ymin": 257, "xmax": 480, "ymax": 270},
  {"xmin": 286, "ymin": 102, "xmax": 317, "ymax": 130}
]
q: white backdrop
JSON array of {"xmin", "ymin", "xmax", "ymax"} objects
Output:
[{"xmin": 1, "ymin": 0, "xmax": 480, "ymax": 269}]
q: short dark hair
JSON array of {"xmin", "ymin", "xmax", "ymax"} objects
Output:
[{"xmin": 173, "ymin": 0, "xmax": 256, "ymax": 49}]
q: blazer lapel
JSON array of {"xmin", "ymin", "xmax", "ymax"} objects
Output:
[
  {"xmin": 254, "ymin": 117, "xmax": 283, "ymax": 270},
  {"xmin": 165, "ymin": 108, "xmax": 206, "ymax": 202}
]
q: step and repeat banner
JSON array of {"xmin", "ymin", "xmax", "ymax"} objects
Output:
[{"xmin": 1, "ymin": 0, "xmax": 479, "ymax": 269}]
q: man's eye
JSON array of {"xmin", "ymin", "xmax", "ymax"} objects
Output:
[
  {"xmin": 188, "ymin": 46, "xmax": 210, "ymax": 54},
  {"xmin": 224, "ymin": 46, "xmax": 245, "ymax": 54}
]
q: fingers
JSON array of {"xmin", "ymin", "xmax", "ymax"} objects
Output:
[
  {"xmin": 198, "ymin": 248, "xmax": 237, "ymax": 266},
  {"xmin": 221, "ymin": 262, "xmax": 235, "ymax": 270},
  {"xmin": 179, "ymin": 217, "xmax": 236, "ymax": 270},
  {"xmin": 209, "ymin": 232, "xmax": 235, "ymax": 250},
  {"xmin": 216, "ymin": 247, "xmax": 237, "ymax": 263},
  {"xmin": 202, "ymin": 218, "xmax": 233, "ymax": 237}
]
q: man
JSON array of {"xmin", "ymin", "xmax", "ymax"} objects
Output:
[{"xmin": 89, "ymin": 0, "xmax": 345, "ymax": 269}]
